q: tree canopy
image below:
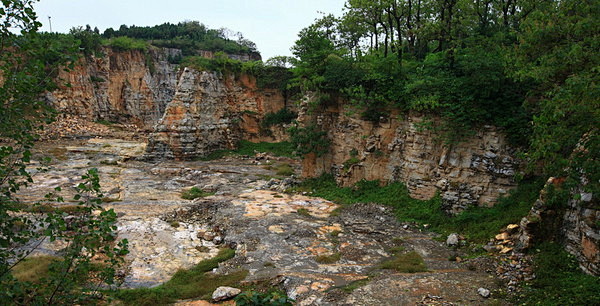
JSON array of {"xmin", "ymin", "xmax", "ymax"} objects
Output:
[{"xmin": 289, "ymin": 0, "xmax": 599, "ymax": 195}]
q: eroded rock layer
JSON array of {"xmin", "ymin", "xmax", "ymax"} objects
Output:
[
  {"xmin": 300, "ymin": 102, "xmax": 519, "ymax": 213},
  {"xmin": 144, "ymin": 68, "xmax": 288, "ymax": 160},
  {"xmin": 47, "ymin": 47, "xmax": 181, "ymax": 128}
]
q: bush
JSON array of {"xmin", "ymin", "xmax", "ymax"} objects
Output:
[
  {"xmin": 379, "ymin": 251, "xmax": 428, "ymax": 273},
  {"xmin": 288, "ymin": 124, "xmax": 330, "ymax": 157},
  {"xmin": 181, "ymin": 187, "xmax": 214, "ymax": 200},
  {"xmin": 102, "ymin": 36, "xmax": 148, "ymax": 51},
  {"xmin": 519, "ymin": 242, "xmax": 600, "ymax": 305},
  {"xmin": 261, "ymin": 109, "xmax": 297, "ymax": 129},
  {"xmin": 235, "ymin": 290, "xmax": 294, "ymax": 306}
]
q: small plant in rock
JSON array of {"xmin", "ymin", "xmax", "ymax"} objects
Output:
[
  {"xmin": 181, "ymin": 187, "xmax": 214, "ymax": 200},
  {"xmin": 275, "ymin": 163, "xmax": 294, "ymax": 176},
  {"xmin": 296, "ymin": 208, "xmax": 311, "ymax": 217},
  {"xmin": 379, "ymin": 251, "xmax": 428, "ymax": 273},
  {"xmin": 235, "ymin": 290, "xmax": 294, "ymax": 306},
  {"xmin": 342, "ymin": 157, "xmax": 361, "ymax": 171},
  {"xmin": 315, "ymin": 253, "xmax": 341, "ymax": 264}
]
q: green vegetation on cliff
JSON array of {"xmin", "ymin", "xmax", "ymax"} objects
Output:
[
  {"xmin": 289, "ymin": 0, "xmax": 599, "ymax": 191},
  {"xmin": 295, "ymin": 174, "xmax": 543, "ymax": 243}
]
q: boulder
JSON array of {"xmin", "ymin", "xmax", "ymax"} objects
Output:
[{"xmin": 212, "ymin": 286, "xmax": 241, "ymax": 302}]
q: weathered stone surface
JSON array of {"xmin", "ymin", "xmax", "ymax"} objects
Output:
[
  {"xmin": 212, "ymin": 286, "xmax": 241, "ymax": 301},
  {"xmin": 47, "ymin": 47, "xmax": 181, "ymax": 129},
  {"xmin": 447, "ymin": 233, "xmax": 460, "ymax": 246},
  {"xmin": 144, "ymin": 68, "xmax": 290, "ymax": 160},
  {"xmin": 478, "ymin": 287, "xmax": 491, "ymax": 298},
  {"xmin": 299, "ymin": 100, "xmax": 519, "ymax": 213},
  {"xmin": 515, "ymin": 177, "xmax": 599, "ymax": 276}
]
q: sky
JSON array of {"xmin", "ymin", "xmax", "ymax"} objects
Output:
[{"xmin": 33, "ymin": 0, "xmax": 347, "ymax": 60}]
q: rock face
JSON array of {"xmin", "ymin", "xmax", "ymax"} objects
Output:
[
  {"xmin": 300, "ymin": 102, "xmax": 518, "ymax": 213},
  {"xmin": 517, "ymin": 177, "xmax": 599, "ymax": 276},
  {"xmin": 47, "ymin": 47, "xmax": 181, "ymax": 129},
  {"xmin": 144, "ymin": 68, "xmax": 288, "ymax": 160}
]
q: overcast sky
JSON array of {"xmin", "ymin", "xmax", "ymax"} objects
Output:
[{"xmin": 33, "ymin": 0, "xmax": 346, "ymax": 60}]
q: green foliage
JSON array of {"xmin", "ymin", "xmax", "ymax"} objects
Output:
[
  {"xmin": 288, "ymin": 124, "xmax": 330, "ymax": 157},
  {"xmin": 235, "ymin": 290, "xmax": 294, "ymax": 306},
  {"xmin": 519, "ymin": 242, "xmax": 600, "ymax": 305},
  {"xmin": 115, "ymin": 248, "xmax": 244, "ymax": 305},
  {"xmin": 379, "ymin": 251, "xmax": 428, "ymax": 273},
  {"xmin": 296, "ymin": 174, "xmax": 544, "ymax": 243},
  {"xmin": 242, "ymin": 60, "xmax": 294, "ymax": 90},
  {"xmin": 342, "ymin": 157, "xmax": 360, "ymax": 171},
  {"xmin": 260, "ymin": 108, "xmax": 297, "ymax": 129},
  {"xmin": 70, "ymin": 25, "xmax": 103, "ymax": 57},
  {"xmin": 510, "ymin": 0, "xmax": 599, "ymax": 192},
  {"xmin": 274, "ymin": 163, "xmax": 294, "ymax": 176},
  {"xmin": 198, "ymin": 141, "xmax": 296, "ymax": 161},
  {"xmin": 1, "ymin": 3, "xmax": 127, "ymax": 303},
  {"xmin": 11, "ymin": 256, "xmax": 60, "ymax": 283},
  {"xmin": 102, "ymin": 21, "xmax": 258, "ymax": 56},
  {"xmin": 180, "ymin": 187, "xmax": 214, "ymax": 200},
  {"xmin": 296, "ymin": 208, "xmax": 311, "ymax": 217},
  {"xmin": 102, "ymin": 36, "xmax": 148, "ymax": 51},
  {"xmin": 315, "ymin": 253, "xmax": 341, "ymax": 264}
]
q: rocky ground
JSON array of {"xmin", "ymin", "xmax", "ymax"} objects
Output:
[{"xmin": 20, "ymin": 122, "xmax": 512, "ymax": 305}]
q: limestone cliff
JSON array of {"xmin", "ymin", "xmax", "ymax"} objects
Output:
[
  {"xmin": 143, "ymin": 68, "xmax": 288, "ymax": 160},
  {"xmin": 47, "ymin": 47, "xmax": 180, "ymax": 129},
  {"xmin": 299, "ymin": 100, "xmax": 518, "ymax": 213}
]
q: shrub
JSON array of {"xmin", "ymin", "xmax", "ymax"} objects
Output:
[
  {"xmin": 235, "ymin": 290, "xmax": 294, "ymax": 306},
  {"xmin": 261, "ymin": 108, "xmax": 297, "ymax": 129},
  {"xmin": 288, "ymin": 124, "xmax": 330, "ymax": 157},
  {"xmin": 379, "ymin": 251, "xmax": 428, "ymax": 273},
  {"xmin": 315, "ymin": 253, "xmax": 341, "ymax": 264},
  {"xmin": 181, "ymin": 187, "xmax": 214, "ymax": 200},
  {"xmin": 102, "ymin": 36, "xmax": 148, "ymax": 51}
]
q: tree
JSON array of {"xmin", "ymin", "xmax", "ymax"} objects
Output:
[{"xmin": 0, "ymin": 1, "xmax": 128, "ymax": 303}]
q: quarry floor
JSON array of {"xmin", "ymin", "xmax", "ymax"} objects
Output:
[{"xmin": 23, "ymin": 135, "xmax": 509, "ymax": 305}]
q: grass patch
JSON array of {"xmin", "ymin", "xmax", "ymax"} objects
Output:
[
  {"xmin": 95, "ymin": 119, "xmax": 117, "ymax": 126},
  {"xmin": 181, "ymin": 187, "xmax": 214, "ymax": 200},
  {"xmin": 294, "ymin": 174, "xmax": 544, "ymax": 243},
  {"xmin": 198, "ymin": 140, "xmax": 296, "ymax": 161},
  {"xmin": 275, "ymin": 163, "xmax": 294, "ymax": 176},
  {"xmin": 115, "ymin": 248, "xmax": 246, "ymax": 305},
  {"xmin": 47, "ymin": 147, "xmax": 68, "ymax": 161},
  {"xmin": 315, "ymin": 253, "xmax": 341, "ymax": 264},
  {"xmin": 342, "ymin": 157, "xmax": 361, "ymax": 171},
  {"xmin": 12, "ymin": 255, "xmax": 61, "ymax": 283},
  {"xmin": 379, "ymin": 251, "xmax": 428, "ymax": 273},
  {"xmin": 518, "ymin": 242, "xmax": 600, "ymax": 305},
  {"xmin": 260, "ymin": 108, "xmax": 297, "ymax": 128},
  {"xmin": 296, "ymin": 208, "xmax": 311, "ymax": 217},
  {"xmin": 339, "ymin": 278, "xmax": 370, "ymax": 293}
]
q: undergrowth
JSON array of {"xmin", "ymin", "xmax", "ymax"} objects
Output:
[
  {"xmin": 294, "ymin": 174, "xmax": 544, "ymax": 243},
  {"xmin": 181, "ymin": 187, "xmax": 214, "ymax": 200},
  {"xmin": 114, "ymin": 248, "xmax": 245, "ymax": 305},
  {"xmin": 379, "ymin": 251, "xmax": 428, "ymax": 273},
  {"xmin": 518, "ymin": 242, "xmax": 600, "ymax": 305}
]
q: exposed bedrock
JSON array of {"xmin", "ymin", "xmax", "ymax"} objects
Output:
[
  {"xmin": 47, "ymin": 47, "xmax": 181, "ymax": 129},
  {"xmin": 299, "ymin": 100, "xmax": 519, "ymax": 214},
  {"xmin": 144, "ymin": 68, "xmax": 289, "ymax": 160}
]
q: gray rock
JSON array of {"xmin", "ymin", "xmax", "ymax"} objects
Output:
[
  {"xmin": 212, "ymin": 286, "xmax": 241, "ymax": 301},
  {"xmin": 477, "ymin": 287, "xmax": 491, "ymax": 298},
  {"xmin": 446, "ymin": 233, "xmax": 459, "ymax": 246}
]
